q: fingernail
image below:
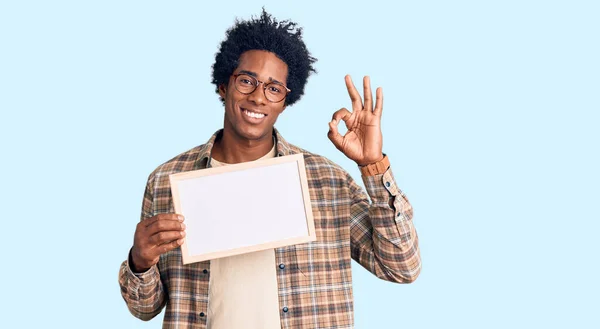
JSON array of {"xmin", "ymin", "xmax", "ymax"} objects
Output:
[
  {"xmin": 181, "ymin": 231, "xmax": 186, "ymax": 237},
  {"xmin": 178, "ymin": 215, "xmax": 184, "ymax": 221},
  {"xmin": 181, "ymin": 223, "xmax": 186, "ymax": 230}
]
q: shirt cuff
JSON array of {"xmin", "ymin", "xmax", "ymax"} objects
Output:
[
  {"xmin": 125, "ymin": 249, "xmax": 159, "ymax": 286},
  {"xmin": 362, "ymin": 167, "xmax": 400, "ymax": 200}
]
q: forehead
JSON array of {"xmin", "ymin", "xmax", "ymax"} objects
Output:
[{"xmin": 235, "ymin": 50, "xmax": 288, "ymax": 83}]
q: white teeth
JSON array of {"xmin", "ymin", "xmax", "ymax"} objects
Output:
[{"xmin": 243, "ymin": 109, "xmax": 265, "ymax": 119}]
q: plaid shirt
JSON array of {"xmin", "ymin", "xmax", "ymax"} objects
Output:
[{"xmin": 119, "ymin": 129, "xmax": 421, "ymax": 329}]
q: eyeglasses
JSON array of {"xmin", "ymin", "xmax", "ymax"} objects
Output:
[{"xmin": 232, "ymin": 73, "xmax": 291, "ymax": 103}]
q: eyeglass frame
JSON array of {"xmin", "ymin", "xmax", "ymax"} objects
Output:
[{"xmin": 231, "ymin": 73, "xmax": 291, "ymax": 103}]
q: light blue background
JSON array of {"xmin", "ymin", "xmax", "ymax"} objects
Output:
[{"xmin": 1, "ymin": 1, "xmax": 598, "ymax": 328}]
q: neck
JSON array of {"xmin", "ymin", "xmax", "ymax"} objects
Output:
[{"xmin": 212, "ymin": 128, "xmax": 275, "ymax": 164}]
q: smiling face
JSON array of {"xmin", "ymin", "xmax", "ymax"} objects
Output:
[{"xmin": 218, "ymin": 50, "xmax": 289, "ymax": 143}]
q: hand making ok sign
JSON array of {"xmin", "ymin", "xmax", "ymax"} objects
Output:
[{"xmin": 328, "ymin": 75, "xmax": 385, "ymax": 166}]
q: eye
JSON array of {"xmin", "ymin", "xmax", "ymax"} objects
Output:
[
  {"xmin": 240, "ymin": 78, "xmax": 253, "ymax": 85},
  {"xmin": 268, "ymin": 85, "xmax": 282, "ymax": 94}
]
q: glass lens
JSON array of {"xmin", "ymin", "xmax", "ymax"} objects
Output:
[
  {"xmin": 264, "ymin": 82, "xmax": 286, "ymax": 102},
  {"xmin": 235, "ymin": 74, "xmax": 257, "ymax": 94}
]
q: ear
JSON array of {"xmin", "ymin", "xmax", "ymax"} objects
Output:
[{"xmin": 218, "ymin": 84, "xmax": 226, "ymax": 99}]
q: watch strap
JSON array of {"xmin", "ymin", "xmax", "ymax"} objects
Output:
[{"xmin": 359, "ymin": 155, "xmax": 390, "ymax": 176}]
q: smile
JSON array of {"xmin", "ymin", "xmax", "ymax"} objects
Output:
[{"xmin": 242, "ymin": 108, "xmax": 266, "ymax": 119}]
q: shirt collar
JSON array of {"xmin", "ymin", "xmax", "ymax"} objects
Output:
[{"xmin": 195, "ymin": 127, "xmax": 293, "ymax": 169}]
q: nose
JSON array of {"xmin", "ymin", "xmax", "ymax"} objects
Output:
[{"xmin": 247, "ymin": 82, "xmax": 267, "ymax": 105}]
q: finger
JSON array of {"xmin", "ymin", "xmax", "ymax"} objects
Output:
[
  {"xmin": 373, "ymin": 87, "xmax": 384, "ymax": 116},
  {"xmin": 331, "ymin": 107, "xmax": 352, "ymax": 123},
  {"xmin": 327, "ymin": 120, "xmax": 345, "ymax": 152},
  {"xmin": 363, "ymin": 76, "xmax": 373, "ymax": 112},
  {"xmin": 328, "ymin": 108, "xmax": 351, "ymax": 150},
  {"xmin": 146, "ymin": 220, "xmax": 186, "ymax": 236},
  {"xmin": 345, "ymin": 75, "xmax": 363, "ymax": 111},
  {"xmin": 149, "ymin": 230, "xmax": 186, "ymax": 246},
  {"xmin": 143, "ymin": 213, "xmax": 184, "ymax": 228},
  {"xmin": 155, "ymin": 238, "xmax": 185, "ymax": 256},
  {"xmin": 331, "ymin": 107, "xmax": 355, "ymax": 130}
]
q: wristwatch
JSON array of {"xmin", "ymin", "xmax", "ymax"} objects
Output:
[{"xmin": 359, "ymin": 154, "xmax": 390, "ymax": 176}]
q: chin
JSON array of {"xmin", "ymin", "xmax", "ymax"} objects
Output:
[{"xmin": 234, "ymin": 125, "xmax": 270, "ymax": 141}]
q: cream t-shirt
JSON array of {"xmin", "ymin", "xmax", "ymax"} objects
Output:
[{"xmin": 207, "ymin": 145, "xmax": 281, "ymax": 329}]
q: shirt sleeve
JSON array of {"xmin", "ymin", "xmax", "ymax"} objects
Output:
[
  {"xmin": 118, "ymin": 175, "xmax": 167, "ymax": 320},
  {"xmin": 349, "ymin": 165, "xmax": 421, "ymax": 283}
]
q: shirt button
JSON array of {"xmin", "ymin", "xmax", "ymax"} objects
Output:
[
  {"xmin": 199, "ymin": 312, "xmax": 205, "ymax": 317},
  {"xmin": 385, "ymin": 182, "xmax": 391, "ymax": 187},
  {"xmin": 279, "ymin": 263, "xmax": 285, "ymax": 269},
  {"xmin": 282, "ymin": 307, "xmax": 289, "ymax": 313},
  {"xmin": 203, "ymin": 269, "xmax": 208, "ymax": 274}
]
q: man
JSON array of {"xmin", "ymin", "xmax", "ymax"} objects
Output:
[{"xmin": 119, "ymin": 9, "xmax": 420, "ymax": 329}]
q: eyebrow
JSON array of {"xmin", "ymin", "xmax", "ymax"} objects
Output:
[{"xmin": 238, "ymin": 70, "xmax": 285, "ymax": 86}]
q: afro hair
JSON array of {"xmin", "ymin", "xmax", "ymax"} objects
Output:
[{"xmin": 211, "ymin": 8, "xmax": 317, "ymax": 106}]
